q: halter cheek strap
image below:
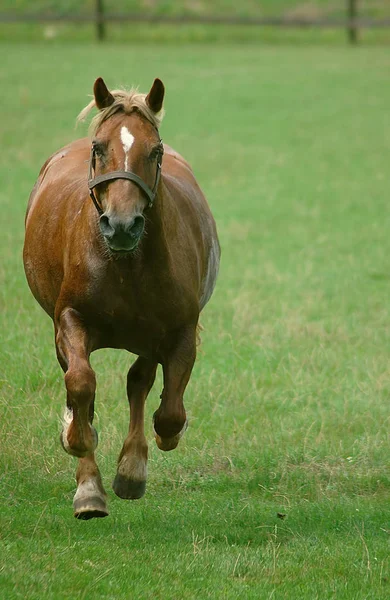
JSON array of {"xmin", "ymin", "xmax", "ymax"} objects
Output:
[{"xmin": 88, "ymin": 140, "xmax": 164, "ymax": 215}]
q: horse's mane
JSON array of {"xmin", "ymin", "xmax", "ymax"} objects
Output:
[{"xmin": 77, "ymin": 88, "xmax": 164, "ymax": 135}]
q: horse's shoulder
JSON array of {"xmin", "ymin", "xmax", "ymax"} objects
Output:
[
  {"xmin": 26, "ymin": 138, "xmax": 90, "ymax": 221},
  {"xmin": 41, "ymin": 138, "xmax": 89, "ymax": 177},
  {"xmin": 163, "ymin": 145, "xmax": 193, "ymax": 173}
]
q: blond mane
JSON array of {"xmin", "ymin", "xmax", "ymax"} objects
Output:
[{"xmin": 77, "ymin": 88, "xmax": 164, "ymax": 136}]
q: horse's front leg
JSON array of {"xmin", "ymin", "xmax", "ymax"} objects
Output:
[
  {"xmin": 113, "ymin": 356, "xmax": 157, "ymax": 500},
  {"xmin": 56, "ymin": 307, "xmax": 108, "ymax": 519},
  {"xmin": 154, "ymin": 326, "xmax": 197, "ymax": 451}
]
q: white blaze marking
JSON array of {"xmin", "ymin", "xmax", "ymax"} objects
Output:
[{"xmin": 120, "ymin": 126, "xmax": 134, "ymax": 171}]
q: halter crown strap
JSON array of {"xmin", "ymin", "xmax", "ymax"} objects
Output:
[{"xmin": 88, "ymin": 141, "xmax": 163, "ymax": 215}]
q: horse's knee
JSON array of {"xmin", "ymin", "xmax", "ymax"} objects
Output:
[
  {"xmin": 62, "ymin": 366, "xmax": 97, "ymax": 457},
  {"xmin": 65, "ymin": 366, "xmax": 96, "ymax": 403}
]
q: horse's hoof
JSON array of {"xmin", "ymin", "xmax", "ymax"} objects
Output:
[
  {"xmin": 112, "ymin": 474, "xmax": 146, "ymax": 500},
  {"xmin": 73, "ymin": 476, "xmax": 108, "ymax": 519},
  {"xmin": 73, "ymin": 496, "xmax": 109, "ymax": 520},
  {"xmin": 154, "ymin": 420, "xmax": 188, "ymax": 451},
  {"xmin": 155, "ymin": 434, "xmax": 180, "ymax": 451}
]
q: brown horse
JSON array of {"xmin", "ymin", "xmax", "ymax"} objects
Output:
[{"xmin": 23, "ymin": 77, "xmax": 220, "ymax": 519}]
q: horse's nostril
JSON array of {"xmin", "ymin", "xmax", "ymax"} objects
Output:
[
  {"xmin": 99, "ymin": 213, "xmax": 144, "ymax": 249},
  {"xmin": 128, "ymin": 215, "xmax": 145, "ymax": 239},
  {"xmin": 99, "ymin": 214, "xmax": 115, "ymax": 238}
]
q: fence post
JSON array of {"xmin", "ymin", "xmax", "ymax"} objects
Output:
[
  {"xmin": 347, "ymin": 0, "xmax": 358, "ymax": 44},
  {"xmin": 96, "ymin": 0, "xmax": 105, "ymax": 41}
]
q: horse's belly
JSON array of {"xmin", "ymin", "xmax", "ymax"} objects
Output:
[
  {"xmin": 90, "ymin": 312, "xmax": 169, "ymax": 359},
  {"xmin": 23, "ymin": 227, "xmax": 64, "ymax": 319},
  {"xmin": 200, "ymin": 235, "xmax": 220, "ymax": 310}
]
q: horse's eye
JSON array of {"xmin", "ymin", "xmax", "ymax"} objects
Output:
[
  {"xmin": 93, "ymin": 141, "xmax": 105, "ymax": 157},
  {"xmin": 149, "ymin": 147, "xmax": 160, "ymax": 161}
]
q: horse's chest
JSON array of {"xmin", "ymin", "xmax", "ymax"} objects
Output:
[
  {"xmin": 84, "ymin": 274, "xmax": 190, "ymax": 356},
  {"xmin": 89, "ymin": 299, "xmax": 167, "ymax": 356}
]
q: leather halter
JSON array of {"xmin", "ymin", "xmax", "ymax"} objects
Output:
[{"xmin": 88, "ymin": 137, "xmax": 164, "ymax": 215}]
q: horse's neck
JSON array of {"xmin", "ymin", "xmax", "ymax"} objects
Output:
[{"xmin": 142, "ymin": 182, "xmax": 177, "ymax": 256}]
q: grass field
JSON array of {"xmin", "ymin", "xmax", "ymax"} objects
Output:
[{"xmin": 1, "ymin": 41, "xmax": 390, "ymax": 599}]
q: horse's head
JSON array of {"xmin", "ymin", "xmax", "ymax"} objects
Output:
[{"xmin": 87, "ymin": 77, "xmax": 165, "ymax": 254}]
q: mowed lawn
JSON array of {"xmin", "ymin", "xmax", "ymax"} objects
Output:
[{"xmin": 0, "ymin": 42, "xmax": 389, "ymax": 599}]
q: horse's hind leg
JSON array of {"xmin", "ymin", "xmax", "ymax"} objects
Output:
[
  {"xmin": 112, "ymin": 356, "xmax": 157, "ymax": 500},
  {"xmin": 56, "ymin": 307, "xmax": 108, "ymax": 519},
  {"xmin": 154, "ymin": 326, "xmax": 196, "ymax": 451}
]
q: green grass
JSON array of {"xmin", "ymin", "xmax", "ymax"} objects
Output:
[{"xmin": 1, "ymin": 42, "xmax": 390, "ymax": 598}]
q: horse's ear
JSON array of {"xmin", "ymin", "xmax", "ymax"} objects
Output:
[
  {"xmin": 93, "ymin": 77, "xmax": 115, "ymax": 110},
  {"xmin": 145, "ymin": 78, "xmax": 165, "ymax": 114}
]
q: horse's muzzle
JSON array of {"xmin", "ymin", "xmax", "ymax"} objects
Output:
[{"xmin": 99, "ymin": 213, "xmax": 145, "ymax": 253}]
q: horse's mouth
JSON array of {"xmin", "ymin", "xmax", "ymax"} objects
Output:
[
  {"xmin": 108, "ymin": 243, "xmax": 139, "ymax": 256},
  {"xmin": 102, "ymin": 231, "xmax": 142, "ymax": 254},
  {"xmin": 102, "ymin": 235, "xmax": 140, "ymax": 255}
]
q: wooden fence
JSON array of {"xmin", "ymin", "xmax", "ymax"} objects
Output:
[{"xmin": 1, "ymin": 0, "xmax": 389, "ymax": 44}]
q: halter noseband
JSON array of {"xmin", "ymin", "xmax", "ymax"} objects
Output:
[{"xmin": 88, "ymin": 137, "xmax": 164, "ymax": 215}]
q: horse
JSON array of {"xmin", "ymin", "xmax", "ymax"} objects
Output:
[{"xmin": 23, "ymin": 77, "xmax": 220, "ymax": 519}]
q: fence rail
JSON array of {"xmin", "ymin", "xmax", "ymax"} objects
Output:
[
  {"xmin": 1, "ymin": 2, "xmax": 389, "ymax": 43},
  {"xmin": 1, "ymin": 14, "xmax": 390, "ymax": 27}
]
